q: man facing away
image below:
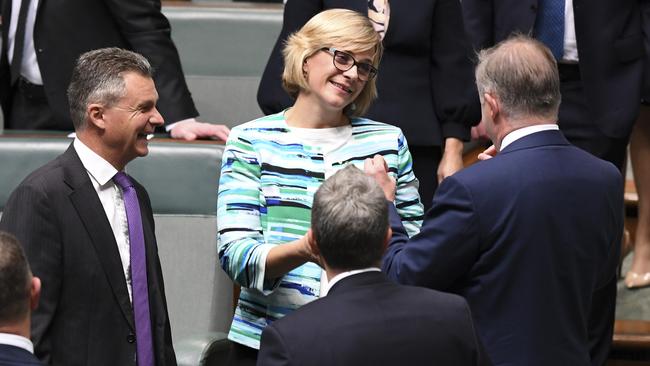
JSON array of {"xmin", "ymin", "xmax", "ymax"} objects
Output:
[
  {"xmin": 257, "ymin": 165, "xmax": 491, "ymax": 366},
  {"xmin": 0, "ymin": 231, "xmax": 43, "ymax": 366},
  {"xmin": 367, "ymin": 36, "xmax": 623, "ymax": 366},
  {"xmin": 0, "ymin": 48, "xmax": 176, "ymax": 366}
]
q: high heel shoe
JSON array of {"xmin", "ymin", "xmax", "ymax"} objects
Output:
[{"xmin": 625, "ymin": 271, "xmax": 650, "ymax": 289}]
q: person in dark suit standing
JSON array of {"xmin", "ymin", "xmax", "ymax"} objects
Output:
[
  {"xmin": 462, "ymin": 0, "xmax": 644, "ymax": 170},
  {"xmin": 0, "ymin": 231, "xmax": 43, "ymax": 366},
  {"xmin": 257, "ymin": 0, "xmax": 480, "ymax": 208},
  {"xmin": 0, "ymin": 48, "xmax": 176, "ymax": 366},
  {"xmin": 0, "ymin": 0, "xmax": 229, "ymax": 141},
  {"xmin": 257, "ymin": 165, "xmax": 490, "ymax": 366},
  {"xmin": 367, "ymin": 36, "xmax": 623, "ymax": 366}
]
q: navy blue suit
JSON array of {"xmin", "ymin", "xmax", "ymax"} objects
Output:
[
  {"xmin": 257, "ymin": 271, "xmax": 490, "ymax": 366},
  {"xmin": 0, "ymin": 344, "xmax": 43, "ymax": 365},
  {"xmin": 382, "ymin": 130, "xmax": 623, "ymax": 366}
]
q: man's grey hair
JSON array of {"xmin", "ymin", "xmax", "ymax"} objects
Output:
[
  {"xmin": 475, "ymin": 35, "xmax": 561, "ymax": 122},
  {"xmin": 0, "ymin": 231, "xmax": 32, "ymax": 325},
  {"xmin": 311, "ymin": 165, "xmax": 388, "ymax": 270},
  {"xmin": 67, "ymin": 47, "xmax": 153, "ymax": 130}
]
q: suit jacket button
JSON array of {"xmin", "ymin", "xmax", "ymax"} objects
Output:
[
  {"xmin": 530, "ymin": 4, "xmax": 537, "ymax": 11},
  {"xmin": 127, "ymin": 334, "xmax": 136, "ymax": 343}
]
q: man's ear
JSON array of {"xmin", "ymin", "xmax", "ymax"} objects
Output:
[
  {"xmin": 381, "ymin": 227, "xmax": 392, "ymax": 255},
  {"xmin": 483, "ymin": 93, "xmax": 499, "ymax": 122},
  {"xmin": 306, "ymin": 229, "xmax": 320, "ymax": 258},
  {"xmin": 30, "ymin": 277, "xmax": 41, "ymax": 311},
  {"xmin": 87, "ymin": 104, "xmax": 106, "ymax": 130}
]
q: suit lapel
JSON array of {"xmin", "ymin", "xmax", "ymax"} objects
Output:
[{"xmin": 61, "ymin": 145, "xmax": 135, "ymax": 330}]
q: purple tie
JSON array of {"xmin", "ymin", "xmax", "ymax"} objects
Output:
[{"xmin": 113, "ymin": 172, "xmax": 155, "ymax": 366}]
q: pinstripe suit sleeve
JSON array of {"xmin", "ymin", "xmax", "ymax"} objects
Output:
[{"xmin": 0, "ymin": 181, "xmax": 62, "ymax": 364}]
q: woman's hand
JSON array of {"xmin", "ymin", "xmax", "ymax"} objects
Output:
[
  {"xmin": 364, "ymin": 155, "xmax": 396, "ymax": 201},
  {"xmin": 264, "ymin": 231, "xmax": 322, "ymax": 280}
]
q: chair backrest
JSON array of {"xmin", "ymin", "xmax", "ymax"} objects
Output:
[{"xmin": 163, "ymin": 3, "xmax": 283, "ymax": 127}]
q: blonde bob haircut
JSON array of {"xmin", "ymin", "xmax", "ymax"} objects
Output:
[{"xmin": 282, "ymin": 9, "xmax": 383, "ymax": 117}]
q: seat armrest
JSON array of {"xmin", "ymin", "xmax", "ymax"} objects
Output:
[{"xmin": 175, "ymin": 332, "xmax": 231, "ymax": 366}]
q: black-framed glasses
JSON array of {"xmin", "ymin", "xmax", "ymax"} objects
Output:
[{"xmin": 322, "ymin": 47, "xmax": 378, "ymax": 81}]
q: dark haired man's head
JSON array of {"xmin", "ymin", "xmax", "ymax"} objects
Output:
[{"xmin": 0, "ymin": 231, "xmax": 40, "ymax": 335}]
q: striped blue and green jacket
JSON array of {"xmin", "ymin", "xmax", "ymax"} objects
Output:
[{"xmin": 217, "ymin": 112, "xmax": 423, "ymax": 349}]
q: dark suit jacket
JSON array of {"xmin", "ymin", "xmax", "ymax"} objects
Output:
[
  {"xmin": 461, "ymin": 0, "xmax": 644, "ymax": 139},
  {"xmin": 0, "ymin": 145, "xmax": 176, "ymax": 366},
  {"xmin": 0, "ymin": 344, "xmax": 44, "ymax": 365},
  {"xmin": 257, "ymin": 0, "xmax": 480, "ymax": 147},
  {"xmin": 0, "ymin": 0, "xmax": 197, "ymax": 131},
  {"xmin": 257, "ymin": 271, "xmax": 490, "ymax": 366},
  {"xmin": 382, "ymin": 130, "xmax": 623, "ymax": 366}
]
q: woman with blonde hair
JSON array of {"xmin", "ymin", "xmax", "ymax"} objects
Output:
[
  {"xmin": 258, "ymin": 0, "xmax": 481, "ymax": 210},
  {"xmin": 217, "ymin": 9, "xmax": 423, "ymax": 363}
]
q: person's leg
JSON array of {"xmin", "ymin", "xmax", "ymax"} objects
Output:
[{"xmin": 626, "ymin": 105, "xmax": 650, "ymax": 288}]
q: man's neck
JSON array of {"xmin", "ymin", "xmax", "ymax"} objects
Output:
[
  {"xmin": 76, "ymin": 132, "xmax": 125, "ymax": 171},
  {"xmin": 0, "ymin": 320, "xmax": 30, "ymax": 339}
]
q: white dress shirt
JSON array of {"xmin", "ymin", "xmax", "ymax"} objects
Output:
[
  {"xmin": 73, "ymin": 138, "xmax": 133, "ymax": 301},
  {"xmin": 8, "ymin": 0, "xmax": 43, "ymax": 84},
  {"xmin": 320, "ymin": 267, "xmax": 381, "ymax": 296},
  {"xmin": 500, "ymin": 124, "xmax": 559, "ymax": 151},
  {"xmin": 0, "ymin": 332, "xmax": 34, "ymax": 353},
  {"xmin": 562, "ymin": 0, "xmax": 579, "ymax": 62}
]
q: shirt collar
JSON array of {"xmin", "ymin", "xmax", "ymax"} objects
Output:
[
  {"xmin": 321, "ymin": 267, "xmax": 381, "ymax": 296},
  {"xmin": 0, "ymin": 333, "xmax": 34, "ymax": 354},
  {"xmin": 500, "ymin": 124, "xmax": 559, "ymax": 151},
  {"xmin": 73, "ymin": 138, "xmax": 119, "ymax": 185}
]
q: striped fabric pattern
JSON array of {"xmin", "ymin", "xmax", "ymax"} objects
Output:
[{"xmin": 217, "ymin": 112, "xmax": 424, "ymax": 349}]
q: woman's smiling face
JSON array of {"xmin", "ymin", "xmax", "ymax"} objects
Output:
[{"xmin": 300, "ymin": 47, "xmax": 375, "ymax": 113}]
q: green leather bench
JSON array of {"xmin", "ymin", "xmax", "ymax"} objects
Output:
[{"xmin": 163, "ymin": 3, "xmax": 283, "ymax": 127}]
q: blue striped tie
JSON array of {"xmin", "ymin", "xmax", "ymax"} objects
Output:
[{"xmin": 534, "ymin": 0, "xmax": 565, "ymax": 59}]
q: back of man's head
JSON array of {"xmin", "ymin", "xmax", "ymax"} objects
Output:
[
  {"xmin": 475, "ymin": 35, "xmax": 561, "ymax": 122},
  {"xmin": 311, "ymin": 165, "xmax": 389, "ymax": 271},
  {"xmin": 67, "ymin": 47, "xmax": 153, "ymax": 131},
  {"xmin": 0, "ymin": 231, "xmax": 32, "ymax": 327}
]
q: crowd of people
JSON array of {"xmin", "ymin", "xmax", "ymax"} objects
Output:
[{"xmin": 0, "ymin": 0, "xmax": 648, "ymax": 365}]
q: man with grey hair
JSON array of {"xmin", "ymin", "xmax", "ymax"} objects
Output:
[
  {"xmin": 367, "ymin": 35, "xmax": 623, "ymax": 366},
  {"xmin": 0, "ymin": 48, "xmax": 176, "ymax": 366},
  {"xmin": 257, "ymin": 165, "xmax": 490, "ymax": 366},
  {"xmin": 0, "ymin": 231, "xmax": 43, "ymax": 365}
]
